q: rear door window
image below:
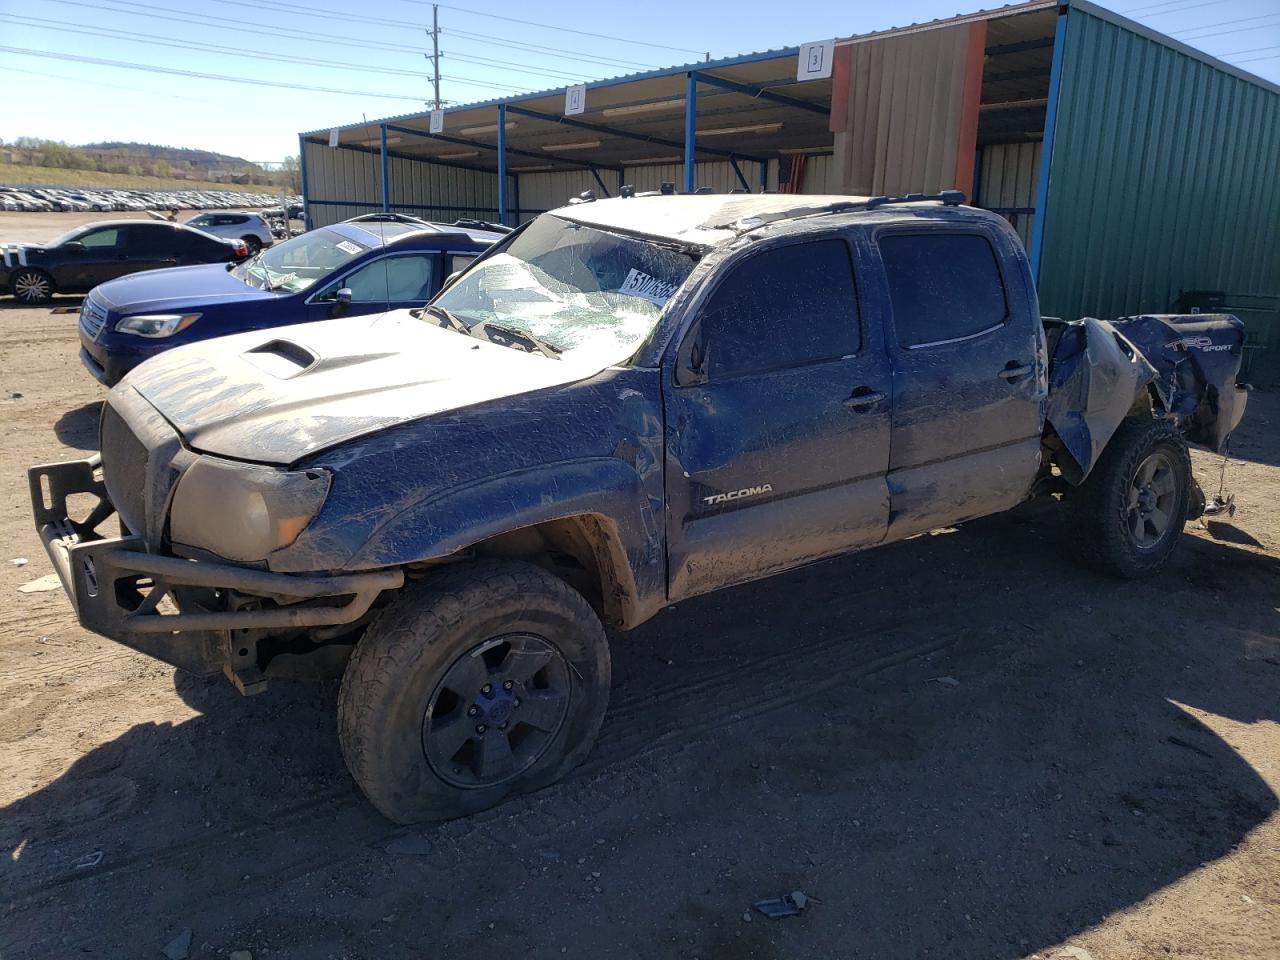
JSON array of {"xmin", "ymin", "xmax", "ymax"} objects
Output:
[
  {"xmin": 878, "ymin": 233, "xmax": 1008, "ymax": 347},
  {"xmin": 691, "ymin": 238, "xmax": 861, "ymax": 381},
  {"xmin": 128, "ymin": 224, "xmax": 178, "ymax": 256}
]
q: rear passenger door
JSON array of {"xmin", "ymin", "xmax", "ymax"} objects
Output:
[
  {"xmin": 124, "ymin": 224, "xmax": 181, "ymax": 274},
  {"xmin": 664, "ymin": 235, "xmax": 892, "ymax": 600},
  {"xmin": 870, "ymin": 225, "xmax": 1045, "ymax": 540}
]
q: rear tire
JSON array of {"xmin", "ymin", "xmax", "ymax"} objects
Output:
[
  {"xmin": 337, "ymin": 560, "xmax": 611, "ymax": 823},
  {"xmin": 1064, "ymin": 416, "xmax": 1192, "ymax": 578},
  {"xmin": 11, "ymin": 269, "xmax": 53, "ymax": 304}
]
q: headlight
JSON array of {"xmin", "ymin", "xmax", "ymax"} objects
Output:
[
  {"xmin": 114, "ymin": 313, "xmax": 201, "ymax": 337},
  {"xmin": 169, "ymin": 458, "xmax": 331, "ymax": 562}
]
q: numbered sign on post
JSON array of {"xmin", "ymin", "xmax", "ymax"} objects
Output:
[
  {"xmin": 796, "ymin": 40, "xmax": 835, "ymax": 82},
  {"xmin": 429, "ymin": 109, "xmax": 445, "ymax": 134},
  {"xmin": 328, "ymin": 128, "xmax": 340, "ymax": 147},
  {"xmin": 565, "ymin": 84, "xmax": 586, "ymax": 116}
]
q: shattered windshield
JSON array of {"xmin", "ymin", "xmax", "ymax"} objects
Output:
[
  {"xmin": 429, "ymin": 214, "xmax": 698, "ymax": 359},
  {"xmin": 232, "ymin": 228, "xmax": 370, "ymax": 294}
]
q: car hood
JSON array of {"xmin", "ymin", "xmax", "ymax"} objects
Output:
[
  {"xmin": 123, "ymin": 310, "xmax": 620, "ymax": 465},
  {"xmin": 92, "ymin": 263, "xmax": 278, "ymax": 311}
]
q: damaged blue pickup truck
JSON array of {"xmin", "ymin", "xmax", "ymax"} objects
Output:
[{"xmin": 29, "ymin": 192, "xmax": 1248, "ymax": 822}]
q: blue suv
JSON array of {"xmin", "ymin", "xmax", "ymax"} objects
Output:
[{"xmin": 78, "ymin": 214, "xmax": 506, "ymax": 385}]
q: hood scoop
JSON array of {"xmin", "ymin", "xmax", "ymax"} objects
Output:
[
  {"xmin": 244, "ymin": 339, "xmax": 401, "ymax": 380},
  {"xmin": 244, "ymin": 339, "xmax": 317, "ymax": 379}
]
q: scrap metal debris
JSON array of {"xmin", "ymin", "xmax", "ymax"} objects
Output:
[
  {"xmin": 927, "ymin": 676, "xmax": 961, "ymax": 687},
  {"xmin": 753, "ymin": 890, "xmax": 813, "ymax": 919},
  {"xmin": 72, "ymin": 850, "xmax": 103, "ymax": 870}
]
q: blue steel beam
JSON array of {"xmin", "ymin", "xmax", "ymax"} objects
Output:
[
  {"xmin": 502, "ymin": 105, "xmax": 763, "ymax": 163},
  {"xmin": 758, "ymin": 159, "xmax": 768, "ymax": 192},
  {"xmin": 1028, "ymin": 8, "xmax": 1069, "ymax": 285},
  {"xmin": 590, "ymin": 168, "xmax": 611, "ymax": 198},
  {"xmin": 297, "ymin": 133, "xmax": 310, "ymax": 227},
  {"xmin": 683, "ymin": 73, "xmax": 697, "ymax": 193},
  {"xmin": 688, "ymin": 70, "xmax": 829, "ymax": 116},
  {"xmin": 729, "ymin": 157, "xmax": 750, "ymax": 191},
  {"xmin": 497, "ymin": 105, "xmax": 508, "ymax": 226},
  {"xmin": 379, "ymin": 124, "xmax": 390, "ymax": 213}
]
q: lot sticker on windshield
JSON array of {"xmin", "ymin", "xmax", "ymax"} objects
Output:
[
  {"xmin": 618, "ymin": 268, "xmax": 677, "ymax": 307},
  {"xmin": 335, "ymin": 240, "xmax": 362, "ymax": 255}
]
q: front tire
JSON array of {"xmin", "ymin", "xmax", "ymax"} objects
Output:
[
  {"xmin": 242, "ymin": 235, "xmax": 262, "ymax": 256},
  {"xmin": 337, "ymin": 560, "xmax": 611, "ymax": 823},
  {"xmin": 1064, "ymin": 416, "xmax": 1192, "ymax": 578},
  {"xmin": 11, "ymin": 269, "xmax": 53, "ymax": 304}
]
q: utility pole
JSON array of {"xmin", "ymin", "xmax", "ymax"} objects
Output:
[{"xmin": 425, "ymin": 4, "xmax": 442, "ymax": 110}]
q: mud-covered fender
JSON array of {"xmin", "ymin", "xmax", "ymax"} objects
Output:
[
  {"xmin": 1045, "ymin": 317, "xmax": 1159, "ymax": 484},
  {"xmin": 344, "ymin": 458, "xmax": 664, "ymax": 618}
]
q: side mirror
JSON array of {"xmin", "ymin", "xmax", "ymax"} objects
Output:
[
  {"xmin": 330, "ymin": 287, "xmax": 353, "ymax": 317},
  {"xmin": 63, "ymin": 241, "xmax": 85, "ymax": 254}
]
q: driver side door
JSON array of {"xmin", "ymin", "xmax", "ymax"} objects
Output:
[
  {"xmin": 57, "ymin": 225, "xmax": 128, "ymax": 290},
  {"xmin": 663, "ymin": 235, "xmax": 892, "ymax": 600}
]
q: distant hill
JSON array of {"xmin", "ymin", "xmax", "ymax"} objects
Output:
[{"xmin": 80, "ymin": 142, "xmax": 255, "ymax": 174}]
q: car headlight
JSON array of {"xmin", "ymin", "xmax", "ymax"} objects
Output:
[
  {"xmin": 169, "ymin": 458, "xmax": 331, "ymax": 562},
  {"xmin": 114, "ymin": 313, "xmax": 201, "ymax": 337}
]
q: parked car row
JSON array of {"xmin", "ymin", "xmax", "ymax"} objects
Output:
[{"xmin": 0, "ymin": 186, "xmax": 301, "ymax": 213}]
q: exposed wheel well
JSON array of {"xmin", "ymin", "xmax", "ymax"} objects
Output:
[{"xmin": 462, "ymin": 515, "xmax": 634, "ymax": 628}]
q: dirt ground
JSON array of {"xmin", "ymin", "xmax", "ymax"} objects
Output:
[{"xmin": 0, "ymin": 210, "xmax": 1277, "ymax": 960}]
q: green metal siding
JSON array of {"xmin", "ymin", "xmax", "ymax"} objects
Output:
[{"xmin": 1038, "ymin": 6, "xmax": 1280, "ymax": 347}]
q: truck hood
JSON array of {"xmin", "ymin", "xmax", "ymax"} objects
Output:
[
  {"xmin": 123, "ymin": 310, "xmax": 616, "ymax": 465},
  {"xmin": 92, "ymin": 263, "xmax": 279, "ymax": 311}
]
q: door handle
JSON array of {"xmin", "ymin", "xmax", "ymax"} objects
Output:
[
  {"xmin": 998, "ymin": 363, "xmax": 1033, "ymax": 382},
  {"xmin": 844, "ymin": 388, "xmax": 886, "ymax": 411}
]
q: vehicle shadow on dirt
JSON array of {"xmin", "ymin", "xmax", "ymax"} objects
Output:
[
  {"xmin": 53, "ymin": 401, "xmax": 102, "ymax": 451},
  {"xmin": 2, "ymin": 509, "xmax": 1277, "ymax": 959},
  {"xmin": 0, "ymin": 296, "xmax": 83, "ymax": 312}
]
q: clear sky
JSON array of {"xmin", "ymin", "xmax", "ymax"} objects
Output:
[{"xmin": 0, "ymin": 0, "xmax": 1277, "ymax": 163}]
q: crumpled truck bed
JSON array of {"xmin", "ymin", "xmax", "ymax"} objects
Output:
[{"xmin": 1044, "ymin": 313, "xmax": 1248, "ymax": 483}]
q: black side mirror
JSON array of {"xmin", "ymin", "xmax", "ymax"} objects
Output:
[
  {"xmin": 330, "ymin": 287, "xmax": 353, "ymax": 317},
  {"xmin": 63, "ymin": 241, "xmax": 85, "ymax": 254}
]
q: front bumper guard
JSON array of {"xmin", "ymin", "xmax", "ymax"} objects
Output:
[{"xmin": 29, "ymin": 455, "xmax": 403, "ymax": 675}]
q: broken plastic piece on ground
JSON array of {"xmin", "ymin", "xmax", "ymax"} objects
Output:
[
  {"xmin": 927, "ymin": 675, "xmax": 960, "ymax": 686},
  {"xmin": 753, "ymin": 890, "xmax": 813, "ymax": 919},
  {"xmin": 72, "ymin": 850, "xmax": 103, "ymax": 870},
  {"xmin": 18, "ymin": 574, "xmax": 62, "ymax": 593}
]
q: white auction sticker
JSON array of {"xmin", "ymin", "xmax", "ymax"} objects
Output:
[
  {"xmin": 618, "ymin": 268, "xmax": 677, "ymax": 306},
  {"xmin": 336, "ymin": 240, "xmax": 362, "ymax": 255}
]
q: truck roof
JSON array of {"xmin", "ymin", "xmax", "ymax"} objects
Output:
[{"xmin": 555, "ymin": 194, "xmax": 882, "ymax": 247}]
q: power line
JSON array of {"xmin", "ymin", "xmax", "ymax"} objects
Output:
[
  {"xmin": 1215, "ymin": 43, "xmax": 1280, "ymax": 57},
  {"xmin": 1174, "ymin": 12, "xmax": 1280, "ymax": 37},
  {"xmin": 1120, "ymin": 0, "xmax": 1224, "ymax": 15},
  {"xmin": 416, "ymin": 1, "xmax": 709, "ymax": 56},
  {"xmin": 0, "ymin": 14, "xmax": 436, "ymax": 80},
  {"xmin": 0, "ymin": 63, "xmax": 227, "ymax": 107},
  {"xmin": 444, "ymin": 27, "xmax": 659, "ymax": 70},
  {"xmin": 7, "ymin": 12, "xmax": 544, "ymax": 94},
  {"xmin": 0, "ymin": 45, "xmax": 436, "ymax": 100},
  {"xmin": 1178, "ymin": 20, "xmax": 1280, "ymax": 42},
  {"xmin": 44, "ymin": 0, "xmax": 633, "ymax": 84},
  {"xmin": 444, "ymin": 50, "xmax": 603, "ymax": 82}
]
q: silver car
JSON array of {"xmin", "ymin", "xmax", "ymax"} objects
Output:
[{"xmin": 184, "ymin": 211, "xmax": 274, "ymax": 255}]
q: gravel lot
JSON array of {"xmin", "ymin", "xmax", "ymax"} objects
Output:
[{"xmin": 1, "ymin": 211, "xmax": 1278, "ymax": 960}]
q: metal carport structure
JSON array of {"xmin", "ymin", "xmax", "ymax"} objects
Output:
[{"xmin": 300, "ymin": 0, "xmax": 1279, "ymax": 348}]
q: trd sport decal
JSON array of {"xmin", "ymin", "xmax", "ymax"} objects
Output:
[{"xmin": 702, "ymin": 484, "xmax": 773, "ymax": 506}]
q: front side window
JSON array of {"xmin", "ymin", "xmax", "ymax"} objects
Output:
[
  {"xmin": 879, "ymin": 232, "xmax": 1008, "ymax": 348},
  {"xmin": 327, "ymin": 254, "xmax": 437, "ymax": 303},
  {"xmin": 74, "ymin": 227, "xmax": 125, "ymax": 249},
  {"xmin": 691, "ymin": 238, "xmax": 861, "ymax": 381},
  {"xmin": 431, "ymin": 214, "xmax": 698, "ymax": 360}
]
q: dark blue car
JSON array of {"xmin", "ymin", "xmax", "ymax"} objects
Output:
[{"xmin": 78, "ymin": 214, "xmax": 506, "ymax": 385}]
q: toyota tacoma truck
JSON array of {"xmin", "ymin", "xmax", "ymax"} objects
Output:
[{"xmin": 29, "ymin": 192, "xmax": 1249, "ymax": 823}]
